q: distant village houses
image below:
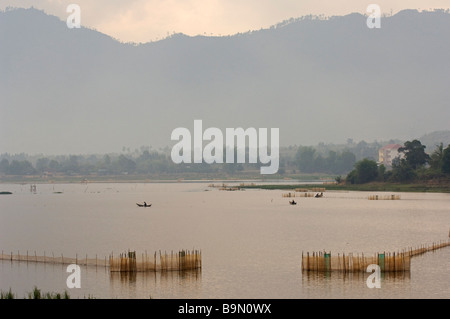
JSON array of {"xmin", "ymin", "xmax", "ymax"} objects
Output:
[{"xmin": 378, "ymin": 144, "xmax": 403, "ymax": 168}]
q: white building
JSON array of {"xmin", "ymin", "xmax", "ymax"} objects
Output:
[{"xmin": 378, "ymin": 144, "xmax": 402, "ymax": 167}]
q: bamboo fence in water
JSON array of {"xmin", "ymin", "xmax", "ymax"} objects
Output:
[
  {"xmin": 0, "ymin": 251, "xmax": 109, "ymax": 267},
  {"xmin": 295, "ymin": 188, "xmax": 326, "ymax": 192},
  {"xmin": 283, "ymin": 188, "xmax": 326, "ymax": 198},
  {"xmin": 283, "ymin": 192, "xmax": 315, "ymax": 198},
  {"xmin": 0, "ymin": 249, "xmax": 201, "ymax": 273},
  {"xmin": 109, "ymin": 250, "xmax": 201, "ymax": 272},
  {"xmin": 368, "ymin": 194, "xmax": 401, "ymax": 200},
  {"xmin": 284, "ymin": 192, "xmax": 400, "ymax": 200},
  {"xmin": 302, "ymin": 240, "xmax": 449, "ymax": 273}
]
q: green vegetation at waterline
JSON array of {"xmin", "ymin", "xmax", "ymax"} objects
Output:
[
  {"xmin": 1, "ymin": 287, "xmax": 70, "ymax": 299},
  {"xmin": 0, "ymin": 138, "xmax": 426, "ymax": 179},
  {"xmin": 238, "ymin": 181, "xmax": 450, "ymax": 193},
  {"xmin": 0, "ymin": 289, "xmax": 15, "ymax": 299},
  {"xmin": 0, "ymin": 287, "xmax": 95, "ymax": 299},
  {"xmin": 27, "ymin": 287, "xmax": 70, "ymax": 299},
  {"xmin": 345, "ymin": 140, "xmax": 450, "ymax": 185},
  {"xmin": 1, "ymin": 138, "xmax": 449, "ymax": 183},
  {"xmin": 0, "ymin": 146, "xmax": 341, "ymax": 180},
  {"xmin": 238, "ymin": 141, "xmax": 450, "ymax": 193}
]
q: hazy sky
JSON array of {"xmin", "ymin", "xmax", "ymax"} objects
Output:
[{"xmin": 2, "ymin": 0, "xmax": 449, "ymax": 42}]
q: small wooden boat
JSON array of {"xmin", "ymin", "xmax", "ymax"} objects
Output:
[
  {"xmin": 136, "ymin": 202, "xmax": 152, "ymax": 207},
  {"xmin": 315, "ymin": 192, "xmax": 324, "ymax": 198},
  {"xmin": 289, "ymin": 200, "xmax": 297, "ymax": 205}
]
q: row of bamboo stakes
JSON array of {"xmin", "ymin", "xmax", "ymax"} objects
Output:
[
  {"xmin": 295, "ymin": 188, "xmax": 326, "ymax": 192},
  {"xmin": 219, "ymin": 186, "xmax": 240, "ymax": 191},
  {"xmin": 208, "ymin": 183, "xmax": 225, "ymax": 188},
  {"xmin": 284, "ymin": 192, "xmax": 400, "ymax": 200},
  {"xmin": 109, "ymin": 250, "xmax": 201, "ymax": 272},
  {"xmin": 284, "ymin": 190, "xmax": 400, "ymax": 200},
  {"xmin": 283, "ymin": 192, "xmax": 316, "ymax": 198},
  {"xmin": 207, "ymin": 183, "xmax": 241, "ymax": 191},
  {"xmin": 0, "ymin": 251, "xmax": 108, "ymax": 267},
  {"xmin": 239, "ymin": 183, "xmax": 256, "ymax": 187},
  {"xmin": 368, "ymin": 194, "xmax": 401, "ymax": 200},
  {"xmin": 283, "ymin": 187, "xmax": 327, "ymax": 197},
  {"xmin": 208, "ymin": 183, "xmax": 255, "ymax": 187},
  {"xmin": 0, "ymin": 249, "xmax": 201, "ymax": 273},
  {"xmin": 302, "ymin": 240, "xmax": 450, "ymax": 273}
]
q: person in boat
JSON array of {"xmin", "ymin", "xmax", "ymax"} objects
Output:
[{"xmin": 144, "ymin": 201, "xmax": 148, "ymax": 207}]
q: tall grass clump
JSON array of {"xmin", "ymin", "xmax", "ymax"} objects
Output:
[
  {"xmin": 0, "ymin": 288, "xmax": 15, "ymax": 299},
  {"xmin": 1, "ymin": 287, "xmax": 94, "ymax": 299},
  {"xmin": 26, "ymin": 287, "xmax": 70, "ymax": 299}
]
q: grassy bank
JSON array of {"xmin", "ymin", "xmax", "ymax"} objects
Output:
[{"xmin": 238, "ymin": 181, "xmax": 450, "ymax": 193}]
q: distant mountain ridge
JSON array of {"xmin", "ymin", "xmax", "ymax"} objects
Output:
[
  {"xmin": 1, "ymin": 8, "xmax": 449, "ymax": 155},
  {"xmin": 418, "ymin": 131, "xmax": 450, "ymax": 151}
]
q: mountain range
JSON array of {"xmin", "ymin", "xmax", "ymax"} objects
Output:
[{"xmin": 1, "ymin": 8, "xmax": 449, "ymax": 155}]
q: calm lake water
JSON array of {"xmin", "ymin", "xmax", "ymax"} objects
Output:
[{"xmin": 0, "ymin": 182, "xmax": 449, "ymax": 299}]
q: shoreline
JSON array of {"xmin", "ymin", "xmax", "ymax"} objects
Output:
[
  {"xmin": 0, "ymin": 178, "xmax": 449, "ymax": 193},
  {"xmin": 0, "ymin": 173, "xmax": 334, "ymax": 185},
  {"xmin": 237, "ymin": 182, "xmax": 450, "ymax": 193},
  {"xmin": 0, "ymin": 178, "xmax": 325, "ymax": 185}
]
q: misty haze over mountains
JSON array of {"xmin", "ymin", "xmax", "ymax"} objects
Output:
[{"xmin": 0, "ymin": 8, "xmax": 449, "ymax": 155}]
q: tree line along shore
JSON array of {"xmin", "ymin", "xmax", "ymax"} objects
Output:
[{"xmin": 0, "ymin": 139, "xmax": 449, "ymax": 192}]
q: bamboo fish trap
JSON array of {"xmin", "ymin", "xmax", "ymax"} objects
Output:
[
  {"xmin": 302, "ymin": 240, "xmax": 449, "ymax": 273},
  {"xmin": 0, "ymin": 249, "xmax": 202, "ymax": 273}
]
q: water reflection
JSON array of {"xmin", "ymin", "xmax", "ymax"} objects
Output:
[
  {"xmin": 110, "ymin": 269, "xmax": 201, "ymax": 284},
  {"xmin": 302, "ymin": 270, "xmax": 411, "ymax": 283},
  {"xmin": 301, "ymin": 271, "xmax": 412, "ymax": 298},
  {"xmin": 109, "ymin": 270, "xmax": 202, "ymax": 298},
  {"xmin": 2, "ymin": 182, "xmax": 449, "ymax": 298}
]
